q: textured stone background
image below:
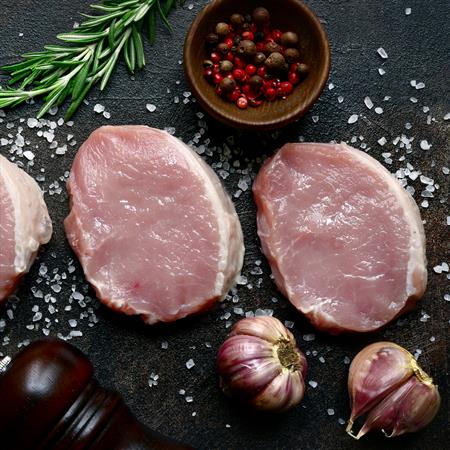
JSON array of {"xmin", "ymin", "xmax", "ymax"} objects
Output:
[{"xmin": 0, "ymin": 1, "xmax": 448, "ymax": 449}]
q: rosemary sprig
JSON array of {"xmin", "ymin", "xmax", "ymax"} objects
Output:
[{"xmin": 0, "ymin": 0, "xmax": 178, "ymax": 120}]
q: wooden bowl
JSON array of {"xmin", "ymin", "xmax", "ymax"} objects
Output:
[{"xmin": 183, "ymin": 0, "xmax": 331, "ymax": 131}]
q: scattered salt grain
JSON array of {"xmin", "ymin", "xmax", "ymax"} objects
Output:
[
  {"xmin": 185, "ymin": 396, "xmax": 194, "ymax": 403},
  {"xmin": 364, "ymin": 97, "xmax": 373, "ymax": 109},
  {"xmin": 377, "ymin": 47, "xmax": 388, "ymax": 59},
  {"xmin": 69, "ymin": 319, "xmax": 77, "ymax": 328},
  {"xmin": 146, "ymin": 104, "xmax": 157, "ymax": 113},
  {"xmin": 186, "ymin": 359, "xmax": 195, "ymax": 369},
  {"xmin": 377, "ymin": 137, "xmax": 387, "ymax": 146},
  {"xmin": 405, "ymin": 7, "xmax": 412, "ymax": 15},
  {"xmin": 444, "ymin": 112, "xmax": 450, "ymax": 121},
  {"xmin": 374, "ymin": 107, "xmax": 384, "ymax": 114},
  {"xmin": 378, "ymin": 68, "xmax": 386, "ymax": 75},
  {"xmin": 303, "ymin": 334, "xmax": 315, "ymax": 342},
  {"xmin": 327, "ymin": 408, "xmax": 335, "ymax": 416},
  {"xmin": 348, "ymin": 114, "xmax": 358, "ymax": 124},
  {"xmin": 23, "ymin": 151, "xmax": 35, "ymax": 160},
  {"xmin": 93, "ymin": 104, "xmax": 105, "ymax": 113},
  {"xmin": 420, "ymin": 140, "xmax": 431, "ymax": 150},
  {"xmin": 308, "ymin": 380, "xmax": 318, "ymax": 388},
  {"xmin": 338, "ymin": 96, "xmax": 344, "ymax": 103},
  {"xmin": 284, "ymin": 320, "xmax": 294, "ymax": 329}
]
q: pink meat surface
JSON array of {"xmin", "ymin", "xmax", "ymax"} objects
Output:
[
  {"xmin": 253, "ymin": 143, "xmax": 427, "ymax": 333},
  {"xmin": 0, "ymin": 155, "xmax": 52, "ymax": 303},
  {"xmin": 65, "ymin": 126, "xmax": 244, "ymax": 324}
]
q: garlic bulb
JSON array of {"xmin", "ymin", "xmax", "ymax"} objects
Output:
[
  {"xmin": 217, "ymin": 316, "xmax": 307, "ymax": 412},
  {"xmin": 347, "ymin": 342, "xmax": 440, "ymax": 439}
]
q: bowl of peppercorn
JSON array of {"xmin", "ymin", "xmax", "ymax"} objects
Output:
[{"xmin": 184, "ymin": 0, "xmax": 330, "ymax": 131}]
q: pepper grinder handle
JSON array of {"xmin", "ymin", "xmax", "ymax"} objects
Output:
[{"xmin": 0, "ymin": 339, "xmax": 192, "ymax": 450}]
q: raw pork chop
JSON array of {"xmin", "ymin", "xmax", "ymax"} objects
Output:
[
  {"xmin": 253, "ymin": 143, "xmax": 427, "ymax": 334},
  {"xmin": 65, "ymin": 126, "xmax": 244, "ymax": 324},
  {"xmin": 0, "ymin": 155, "xmax": 52, "ymax": 303}
]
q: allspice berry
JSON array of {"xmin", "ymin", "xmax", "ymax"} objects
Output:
[
  {"xmin": 237, "ymin": 40, "xmax": 257, "ymax": 58},
  {"xmin": 254, "ymin": 52, "xmax": 266, "ymax": 65},
  {"xmin": 249, "ymin": 75, "xmax": 264, "ymax": 89},
  {"xmin": 264, "ymin": 41, "xmax": 281, "ymax": 55},
  {"xmin": 230, "ymin": 14, "xmax": 245, "ymax": 26},
  {"xmin": 215, "ymin": 22, "xmax": 230, "ymax": 37},
  {"xmin": 252, "ymin": 7, "xmax": 270, "ymax": 25},
  {"xmin": 205, "ymin": 33, "xmax": 219, "ymax": 46},
  {"xmin": 219, "ymin": 60, "xmax": 233, "ymax": 73},
  {"xmin": 281, "ymin": 31, "xmax": 299, "ymax": 47},
  {"xmin": 220, "ymin": 77, "xmax": 236, "ymax": 93},
  {"xmin": 296, "ymin": 63, "xmax": 310, "ymax": 78},
  {"xmin": 284, "ymin": 48, "xmax": 300, "ymax": 64},
  {"xmin": 265, "ymin": 52, "xmax": 286, "ymax": 73}
]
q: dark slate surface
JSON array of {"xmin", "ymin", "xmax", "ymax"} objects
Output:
[{"xmin": 0, "ymin": 1, "xmax": 449, "ymax": 449}]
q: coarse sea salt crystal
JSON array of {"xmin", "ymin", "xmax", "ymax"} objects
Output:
[
  {"xmin": 93, "ymin": 104, "xmax": 105, "ymax": 113},
  {"xmin": 405, "ymin": 7, "xmax": 412, "ymax": 15},
  {"xmin": 444, "ymin": 112, "xmax": 450, "ymax": 120},
  {"xmin": 303, "ymin": 334, "xmax": 315, "ymax": 342},
  {"xmin": 378, "ymin": 68, "xmax": 386, "ymax": 75},
  {"xmin": 327, "ymin": 408, "xmax": 335, "ymax": 416},
  {"xmin": 308, "ymin": 380, "xmax": 318, "ymax": 388},
  {"xmin": 374, "ymin": 107, "xmax": 384, "ymax": 114},
  {"xmin": 364, "ymin": 97, "xmax": 374, "ymax": 109},
  {"xmin": 377, "ymin": 47, "xmax": 388, "ymax": 59},
  {"xmin": 146, "ymin": 104, "xmax": 157, "ymax": 112},
  {"xmin": 348, "ymin": 114, "xmax": 358, "ymax": 124},
  {"xmin": 377, "ymin": 137, "xmax": 387, "ymax": 146},
  {"xmin": 186, "ymin": 359, "xmax": 195, "ymax": 369},
  {"xmin": 23, "ymin": 151, "xmax": 35, "ymax": 160},
  {"xmin": 420, "ymin": 140, "xmax": 431, "ymax": 150}
]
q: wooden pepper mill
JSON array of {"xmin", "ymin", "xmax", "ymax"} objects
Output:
[{"xmin": 0, "ymin": 339, "xmax": 192, "ymax": 450}]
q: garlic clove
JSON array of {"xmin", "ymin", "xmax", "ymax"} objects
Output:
[
  {"xmin": 231, "ymin": 316, "xmax": 291, "ymax": 344},
  {"xmin": 218, "ymin": 335, "xmax": 281, "ymax": 396},
  {"xmin": 355, "ymin": 376, "xmax": 441, "ymax": 439},
  {"xmin": 347, "ymin": 342, "xmax": 414, "ymax": 426},
  {"xmin": 252, "ymin": 370, "xmax": 306, "ymax": 412}
]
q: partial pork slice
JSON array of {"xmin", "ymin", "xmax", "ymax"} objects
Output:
[
  {"xmin": 65, "ymin": 126, "xmax": 244, "ymax": 324},
  {"xmin": 0, "ymin": 155, "xmax": 52, "ymax": 303},
  {"xmin": 253, "ymin": 143, "xmax": 427, "ymax": 334}
]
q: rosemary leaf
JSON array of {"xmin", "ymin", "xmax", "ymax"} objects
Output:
[{"xmin": 0, "ymin": 0, "xmax": 179, "ymax": 118}]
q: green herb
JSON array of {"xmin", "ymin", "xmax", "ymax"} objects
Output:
[{"xmin": 0, "ymin": 0, "xmax": 179, "ymax": 120}]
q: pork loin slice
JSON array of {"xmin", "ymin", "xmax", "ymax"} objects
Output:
[
  {"xmin": 65, "ymin": 126, "xmax": 244, "ymax": 324},
  {"xmin": 0, "ymin": 155, "xmax": 52, "ymax": 303},
  {"xmin": 253, "ymin": 143, "xmax": 427, "ymax": 334}
]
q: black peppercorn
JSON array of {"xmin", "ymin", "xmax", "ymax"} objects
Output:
[
  {"xmin": 217, "ymin": 43, "xmax": 229, "ymax": 55},
  {"xmin": 296, "ymin": 63, "xmax": 310, "ymax": 78},
  {"xmin": 242, "ymin": 22, "xmax": 251, "ymax": 32},
  {"xmin": 220, "ymin": 77, "xmax": 236, "ymax": 93},
  {"xmin": 249, "ymin": 75, "xmax": 264, "ymax": 89},
  {"xmin": 252, "ymin": 7, "xmax": 270, "ymax": 25},
  {"xmin": 254, "ymin": 31, "xmax": 265, "ymax": 42},
  {"xmin": 281, "ymin": 31, "xmax": 299, "ymax": 47},
  {"xmin": 219, "ymin": 60, "xmax": 234, "ymax": 73},
  {"xmin": 203, "ymin": 59, "xmax": 214, "ymax": 68},
  {"xmin": 265, "ymin": 52, "xmax": 286, "ymax": 73},
  {"xmin": 230, "ymin": 14, "xmax": 245, "ymax": 26},
  {"xmin": 234, "ymin": 35, "xmax": 242, "ymax": 45},
  {"xmin": 284, "ymin": 48, "xmax": 300, "ymax": 63},
  {"xmin": 237, "ymin": 40, "xmax": 257, "ymax": 58},
  {"xmin": 264, "ymin": 41, "xmax": 281, "ymax": 55},
  {"xmin": 244, "ymin": 14, "xmax": 252, "ymax": 23},
  {"xmin": 215, "ymin": 22, "xmax": 230, "ymax": 37},
  {"xmin": 254, "ymin": 52, "xmax": 266, "ymax": 65},
  {"xmin": 205, "ymin": 33, "xmax": 219, "ymax": 46}
]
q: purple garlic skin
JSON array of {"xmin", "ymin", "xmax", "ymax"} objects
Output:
[
  {"xmin": 217, "ymin": 316, "xmax": 307, "ymax": 412},
  {"xmin": 347, "ymin": 342, "xmax": 441, "ymax": 439}
]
